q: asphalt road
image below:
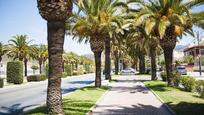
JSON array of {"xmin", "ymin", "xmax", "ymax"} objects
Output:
[{"xmin": 0, "ymin": 74, "xmax": 97, "ymax": 115}]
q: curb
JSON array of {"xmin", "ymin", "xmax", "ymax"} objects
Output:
[
  {"xmin": 146, "ymin": 87, "xmax": 177, "ymax": 115},
  {"xmin": 85, "ymin": 82, "xmax": 111, "ymax": 115}
]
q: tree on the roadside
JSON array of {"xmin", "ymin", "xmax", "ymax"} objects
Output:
[
  {"xmin": 7, "ymin": 35, "xmax": 35, "ymax": 76},
  {"xmin": 0, "ymin": 42, "xmax": 8, "ymax": 63},
  {"xmin": 129, "ymin": 0, "xmax": 204, "ymax": 86},
  {"xmin": 37, "ymin": 0, "xmax": 73, "ymax": 114},
  {"xmin": 71, "ymin": 0, "xmax": 122, "ymax": 87},
  {"xmin": 34, "ymin": 45, "xmax": 48, "ymax": 74}
]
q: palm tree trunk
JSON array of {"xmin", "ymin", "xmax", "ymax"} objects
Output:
[
  {"xmin": 105, "ymin": 39, "xmax": 111, "ymax": 80},
  {"xmin": 150, "ymin": 47, "xmax": 157, "ymax": 80},
  {"xmin": 39, "ymin": 61, "xmax": 42, "ymax": 74},
  {"xmin": 94, "ymin": 52, "xmax": 102, "ymax": 87},
  {"xmin": 47, "ymin": 21, "xmax": 64, "ymax": 115},
  {"xmin": 24, "ymin": 59, "xmax": 28, "ymax": 77},
  {"xmin": 164, "ymin": 48, "xmax": 174, "ymax": 86},
  {"xmin": 114, "ymin": 50, "xmax": 119, "ymax": 75},
  {"xmin": 139, "ymin": 53, "xmax": 145, "ymax": 74}
]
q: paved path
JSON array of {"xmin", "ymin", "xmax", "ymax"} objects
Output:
[
  {"xmin": 92, "ymin": 75, "xmax": 172, "ymax": 115},
  {"xmin": 0, "ymin": 74, "xmax": 98, "ymax": 115}
]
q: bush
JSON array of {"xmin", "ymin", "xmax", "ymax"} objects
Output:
[
  {"xmin": 7, "ymin": 61, "xmax": 23, "ymax": 84},
  {"xmin": 181, "ymin": 76, "xmax": 195, "ymax": 92},
  {"xmin": 64, "ymin": 64, "xmax": 73, "ymax": 76},
  {"xmin": 77, "ymin": 65, "xmax": 85, "ymax": 75},
  {"xmin": 73, "ymin": 70, "xmax": 78, "ymax": 75},
  {"xmin": 0, "ymin": 78, "xmax": 3, "ymax": 88},
  {"xmin": 27, "ymin": 74, "xmax": 47, "ymax": 82},
  {"xmin": 195, "ymin": 80, "xmax": 204, "ymax": 98},
  {"xmin": 61, "ymin": 72, "xmax": 67, "ymax": 78},
  {"xmin": 84, "ymin": 65, "xmax": 91, "ymax": 73},
  {"xmin": 160, "ymin": 71, "xmax": 167, "ymax": 81},
  {"xmin": 173, "ymin": 72, "xmax": 182, "ymax": 87},
  {"xmin": 31, "ymin": 65, "xmax": 39, "ymax": 75}
]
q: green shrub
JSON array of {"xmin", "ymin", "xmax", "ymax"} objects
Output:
[
  {"xmin": 160, "ymin": 71, "xmax": 167, "ymax": 81},
  {"xmin": 40, "ymin": 74, "xmax": 47, "ymax": 80},
  {"xmin": 0, "ymin": 78, "xmax": 3, "ymax": 88},
  {"xmin": 77, "ymin": 65, "xmax": 84, "ymax": 75},
  {"xmin": 173, "ymin": 72, "xmax": 182, "ymax": 87},
  {"xmin": 181, "ymin": 76, "xmax": 195, "ymax": 92},
  {"xmin": 27, "ymin": 74, "xmax": 47, "ymax": 82},
  {"xmin": 195, "ymin": 80, "xmax": 204, "ymax": 98},
  {"xmin": 7, "ymin": 61, "xmax": 23, "ymax": 84},
  {"xmin": 84, "ymin": 65, "xmax": 91, "ymax": 73},
  {"xmin": 61, "ymin": 72, "xmax": 67, "ymax": 78},
  {"xmin": 31, "ymin": 65, "xmax": 39, "ymax": 75},
  {"xmin": 64, "ymin": 64, "xmax": 73, "ymax": 76},
  {"xmin": 73, "ymin": 70, "xmax": 78, "ymax": 75}
]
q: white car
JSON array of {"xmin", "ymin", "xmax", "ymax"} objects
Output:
[{"xmin": 121, "ymin": 68, "xmax": 136, "ymax": 73}]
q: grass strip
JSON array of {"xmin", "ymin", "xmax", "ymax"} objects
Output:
[
  {"xmin": 144, "ymin": 80, "xmax": 204, "ymax": 115},
  {"xmin": 25, "ymin": 86, "xmax": 109, "ymax": 115}
]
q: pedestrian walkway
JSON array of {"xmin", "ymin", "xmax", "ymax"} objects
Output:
[{"xmin": 91, "ymin": 75, "xmax": 172, "ymax": 115}]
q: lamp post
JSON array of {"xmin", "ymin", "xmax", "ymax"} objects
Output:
[{"xmin": 197, "ymin": 31, "xmax": 202, "ymax": 76}]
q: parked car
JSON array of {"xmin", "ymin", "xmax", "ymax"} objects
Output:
[
  {"xmin": 176, "ymin": 66, "xmax": 187, "ymax": 75},
  {"xmin": 121, "ymin": 68, "xmax": 136, "ymax": 73}
]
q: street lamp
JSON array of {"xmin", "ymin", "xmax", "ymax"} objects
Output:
[{"xmin": 197, "ymin": 31, "xmax": 202, "ymax": 76}]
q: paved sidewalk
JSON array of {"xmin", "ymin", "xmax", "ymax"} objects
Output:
[{"xmin": 91, "ymin": 75, "xmax": 172, "ymax": 115}]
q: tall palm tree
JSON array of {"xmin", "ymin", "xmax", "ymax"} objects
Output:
[
  {"xmin": 128, "ymin": 0, "xmax": 204, "ymax": 86},
  {"xmin": 104, "ymin": 37, "xmax": 111, "ymax": 80},
  {"xmin": 71, "ymin": 0, "xmax": 122, "ymax": 87},
  {"xmin": 7, "ymin": 35, "xmax": 35, "ymax": 76},
  {"xmin": 0, "ymin": 42, "xmax": 8, "ymax": 63},
  {"xmin": 37, "ymin": 0, "xmax": 72, "ymax": 114},
  {"xmin": 34, "ymin": 45, "xmax": 48, "ymax": 74}
]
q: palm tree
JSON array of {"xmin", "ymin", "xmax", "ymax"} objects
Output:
[
  {"xmin": 0, "ymin": 42, "xmax": 8, "ymax": 63},
  {"xmin": 128, "ymin": 0, "xmax": 204, "ymax": 86},
  {"xmin": 37, "ymin": 0, "xmax": 72, "ymax": 114},
  {"xmin": 34, "ymin": 45, "xmax": 48, "ymax": 74},
  {"xmin": 104, "ymin": 37, "xmax": 111, "ymax": 80},
  {"xmin": 7, "ymin": 35, "xmax": 35, "ymax": 76},
  {"xmin": 148, "ymin": 38, "xmax": 159, "ymax": 80},
  {"xmin": 71, "ymin": 0, "xmax": 121, "ymax": 87}
]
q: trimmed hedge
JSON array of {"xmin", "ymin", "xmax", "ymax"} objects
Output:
[
  {"xmin": 160, "ymin": 71, "xmax": 167, "ymax": 81},
  {"xmin": 64, "ymin": 64, "xmax": 73, "ymax": 76},
  {"xmin": 181, "ymin": 76, "xmax": 195, "ymax": 92},
  {"xmin": 27, "ymin": 74, "xmax": 47, "ymax": 82},
  {"xmin": 195, "ymin": 80, "xmax": 204, "ymax": 98},
  {"xmin": 7, "ymin": 61, "xmax": 23, "ymax": 84},
  {"xmin": 0, "ymin": 78, "xmax": 3, "ymax": 88},
  {"xmin": 173, "ymin": 72, "xmax": 182, "ymax": 87},
  {"xmin": 84, "ymin": 65, "xmax": 91, "ymax": 73},
  {"xmin": 61, "ymin": 72, "xmax": 67, "ymax": 78},
  {"xmin": 77, "ymin": 66, "xmax": 84, "ymax": 75}
]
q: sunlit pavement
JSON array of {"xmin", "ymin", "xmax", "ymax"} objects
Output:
[
  {"xmin": 187, "ymin": 72, "xmax": 204, "ymax": 80},
  {"xmin": 92, "ymin": 75, "xmax": 172, "ymax": 115},
  {"xmin": 0, "ymin": 74, "xmax": 99, "ymax": 115}
]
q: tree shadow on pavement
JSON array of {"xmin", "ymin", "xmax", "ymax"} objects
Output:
[
  {"xmin": 0, "ymin": 104, "xmax": 38, "ymax": 115},
  {"xmin": 92, "ymin": 103, "xmax": 172, "ymax": 115}
]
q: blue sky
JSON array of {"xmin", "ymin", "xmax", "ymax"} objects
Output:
[
  {"xmin": 0, "ymin": 0, "xmax": 92, "ymax": 55},
  {"xmin": 0, "ymin": 0, "xmax": 204, "ymax": 55}
]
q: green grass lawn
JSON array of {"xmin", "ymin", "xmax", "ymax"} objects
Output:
[
  {"xmin": 144, "ymin": 81, "xmax": 204, "ymax": 115},
  {"xmin": 25, "ymin": 86, "xmax": 109, "ymax": 115}
]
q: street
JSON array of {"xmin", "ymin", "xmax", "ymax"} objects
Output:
[{"xmin": 0, "ymin": 74, "xmax": 96, "ymax": 115}]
